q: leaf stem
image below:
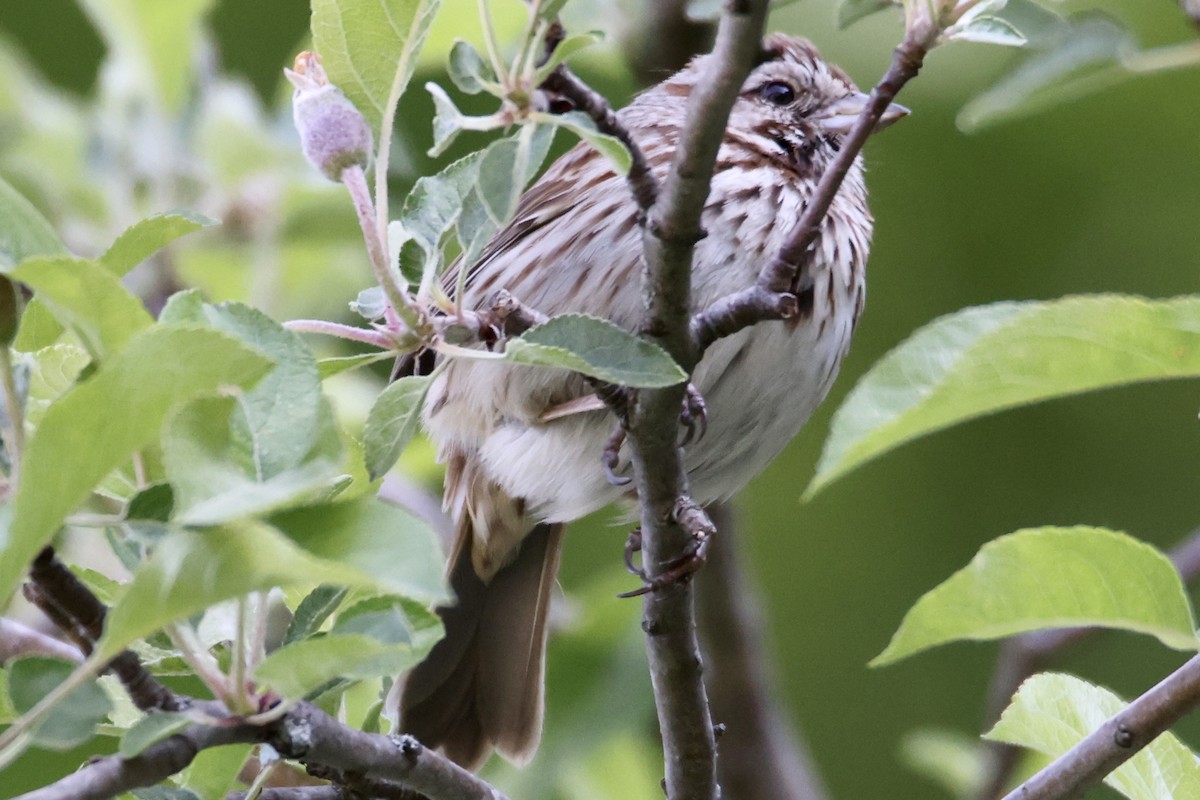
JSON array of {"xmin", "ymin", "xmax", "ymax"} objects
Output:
[
  {"xmin": 478, "ymin": 0, "xmax": 510, "ymax": 89},
  {"xmin": 283, "ymin": 319, "xmax": 400, "ymax": 349},
  {"xmin": 341, "ymin": 165, "xmax": 420, "ymax": 331},
  {"xmin": 373, "ymin": 0, "xmax": 440, "ymax": 253}
]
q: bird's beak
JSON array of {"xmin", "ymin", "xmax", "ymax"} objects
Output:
[{"xmin": 817, "ymin": 91, "xmax": 910, "ymax": 136}]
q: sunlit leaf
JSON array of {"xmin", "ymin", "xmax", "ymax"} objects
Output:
[
  {"xmin": 505, "ymin": 313, "xmax": 687, "ymax": 388},
  {"xmin": 96, "ymin": 522, "xmax": 377, "ymax": 660},
  {"xmin": 986, "ymin": 673, "xmax": 1200, "ymax": 800},
  {"xmin": 809, "ymin": 296, "xmax": 1200, "ymax": 497},
  {"xmin": 312, "ymin": 0, "xmax": 443, "ymax": 132},
  {"xmin": 270, "ymin": 497, "xmax": 448, "ymax": 604},
  {"xmin": 256, "ymin": 597, "xmax": 441, "ymax": 700},
  {"xmin": 101, "ymin": 212, "xmax": 215, "ymax": 277},
  {"xmin": 476, "ymin": 124, "xmax": 556, "ymax": 226},
  {"xmin": 873, "ymin": 527, "xmax": 1197, "ymax": 666},
  {"xmin": 0, "ymin": 327, "xmax": 273, "ymax": 605},
  {"xmin": 7, "ymin": 656, "xmax": 111, "ymax": 750},
  {"xmin": 8, "ymin": 256, "xmax": 153, "ymax": 360}
]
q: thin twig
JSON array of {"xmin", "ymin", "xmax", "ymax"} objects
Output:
[
  {"xmin": 1000, "ymin": 654, "xmax": 1200, "ymax": 800},
  {"xmin": 540, "ymin": 66, "xmax": 660, "ymax": 210},
  {"xmin": 0, "ymin": 617, "xmax": 83, "ymax": 664},
  {"xmin": 624, "ymin": 1, "xmax": 770, "ymax": 797}
]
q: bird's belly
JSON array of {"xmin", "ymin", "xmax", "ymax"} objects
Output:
[{"xmin": 684, "ymin": 311, "xmax": 852, "ymax": 505}]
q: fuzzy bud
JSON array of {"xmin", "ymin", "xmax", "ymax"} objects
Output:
[{"xmin": 285, "ymin": 51, "xmax": 373, "ymax": 181}]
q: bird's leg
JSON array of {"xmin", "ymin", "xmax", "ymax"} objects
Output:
[{"xmin": 603, "ymin": 425, "xmax": 631, "ymax": 486}]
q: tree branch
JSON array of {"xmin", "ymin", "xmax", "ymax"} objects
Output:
[
  {"xmin": 540, "ymin": 66, "xmax": 660, "ymax": 211},
  {"xmin": 0, "ymin": 617, "xmax": 84, "ymax": 664},
  {"xmin": 1000, "ymin": 653, "xmax": 1200, "ymax": 800},
  {"xmin": 624, "ymin": 1, "xmax": 770, "ymax": 798},
  {"xmin": 696, "ymin": 502, "xmax": 831, "ymax": 800},
  {"xmin": 973, "ymin": 527, "xmax": 1200, "ymax": 799},
  {"xmin": 25, "ymin": 547, "xmax": 182, "ymax": 712},
  {"xmin": 14, "ymin": 548, "xmax": 508, "ymax": 800}
]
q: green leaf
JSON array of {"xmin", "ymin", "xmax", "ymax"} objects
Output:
[
  {"xmin": 425, "ymin": 82, "xmax": 500, "ymax": 157},
  {"xmin": 270, "ymin": 497, "xmax": 448, "ymax": 604},
  {"xmin": 505, "ymin": 313, "xmax": 687, "ymax": 388},
  {"xmin": 119, "ymin": 711, "xmax": 191, "ymax": 757},
  {"xmin": 390, "ymin": 149, "xmax": 483, "ymax": 288},
  {"xmin": 162, "ymin": 301, "xmax": 330, "ymax": 479},
  {"xmin": 958, "ymin": 15, "xmax": 1132, "ymax": 132},
  {"xmin": 177, "ymin": 741, "xmax": 250, "ymax": 800},
  {"xmin": 76, "ymin": 0, "xmax": 215, "ymax": 112},
  {"xmin": 447, "ymin": 39, "xmax": 495, "ymax": 94},
  {"xmin": 948, "ymin": 15, "xmax": 1028, "ymax": 47},
  {"xmin": 95, "ymin": 522, "xmax": 378, "ymax": 661},
  {"xmin": 162, "ymin": 396, "xmax": 341, "ymax": 526},
  {"xmin": 836, "ymin": 0, "xmax": 898, "ymax": 29},
  {"xmin": 7, "ymin": 656, "xmax": 112, "ymax": 750},
  {"xmin": 101, "ymin": 212, "xmax": 215, "ymax": 277},
  {"xmin": 284, "ymin": 584, "xmax": 349, "ymax": 645},
  {"xmin": 809, "ymin": 295, "xmax": 1200, "ymax": 497},
  {"xmin": 0, "ymin": 327, "xmax": 273, "ymax": 605},
  {"xmin": 22, "ymin": 344, "xmax": 89, "ymax": 433},
  {"xmin": 986, "ymin": 673, "xmax": 1200, "ymax": 800},
  {"xmin": 476, "ymin": 124, "xmax": 554, "ymax": 226},
  {"xmin": 535, "ymin": 111, "xmax": 631, "ymax": 175},
  {"xmin": 363, "ymin": 375, "xmax": 431, "ymax": 480},
  {"xmin": 0, "ymin": 175, "xmax": 65, "ymax": 269},
  {"xmin": 312, "ymin": 0, "xmax": 443, "ymax": 133},
  {"xmin": 8, "ymin": 256, "xmax": 153, "ymax": 360},
  {"xmin": 533, "ymin": 31, "xmax": 603, "ymax": 83},
  {"xmin": 255, "ymin": 597, "xmax": 441, "ymax": 700},
  {"xmin": 873, "ymin": 527, "xmax": 1198, "ymax": 667},
  {"xmin": 318, "ymin": 351, "xmax": 395, "ymax": 379},
  {"xmin": 254, "ymin": 633, "xmax": 422, "ymax": 701}
]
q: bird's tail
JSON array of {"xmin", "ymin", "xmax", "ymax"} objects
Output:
[{"xmin": 398, "ymin": 520, "xmax": 565, "ymax": 770}]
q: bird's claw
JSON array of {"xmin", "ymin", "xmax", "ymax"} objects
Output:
[
  {"xmin": 617, "ymin": 522, "xmax": 710, "ymax": 598},
  {"xmin": 603, "ymin": 425, "xmax": 631, "ymax": 486},
  {"xmin": 679, "ymin": 383, "xmax": 708, "ymax": 447}
]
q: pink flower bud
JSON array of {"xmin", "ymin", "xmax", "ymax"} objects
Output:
[{"xmin": 285, "ymin": 51, "xmax": 373, "ymax": 181}]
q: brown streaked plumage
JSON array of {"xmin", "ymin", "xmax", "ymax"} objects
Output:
[{"xmin": 396, "ymin": 33, "xmax": 905, "ymax": 771}]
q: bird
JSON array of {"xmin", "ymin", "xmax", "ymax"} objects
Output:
[{"xmin": 395, "ymin": 33, "xmax": 907, "ymax": 770}]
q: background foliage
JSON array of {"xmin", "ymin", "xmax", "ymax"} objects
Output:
[{"xmin": 0, "ymin": 0, "xmax": 1197, "ymax": 798}]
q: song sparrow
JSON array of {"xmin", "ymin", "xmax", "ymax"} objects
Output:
[{"xmin": 397, "ymin": 34, "xmax": 906, "ymax": 769}]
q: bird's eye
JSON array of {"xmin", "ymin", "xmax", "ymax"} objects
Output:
[{"xmin": 759, "ymin": 82, "xmax": 796, "ymax": 106}]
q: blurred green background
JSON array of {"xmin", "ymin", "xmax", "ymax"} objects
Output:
[{"xmin": 1, "ymin": 0, "xmax": 1198, "ymax": 798}]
